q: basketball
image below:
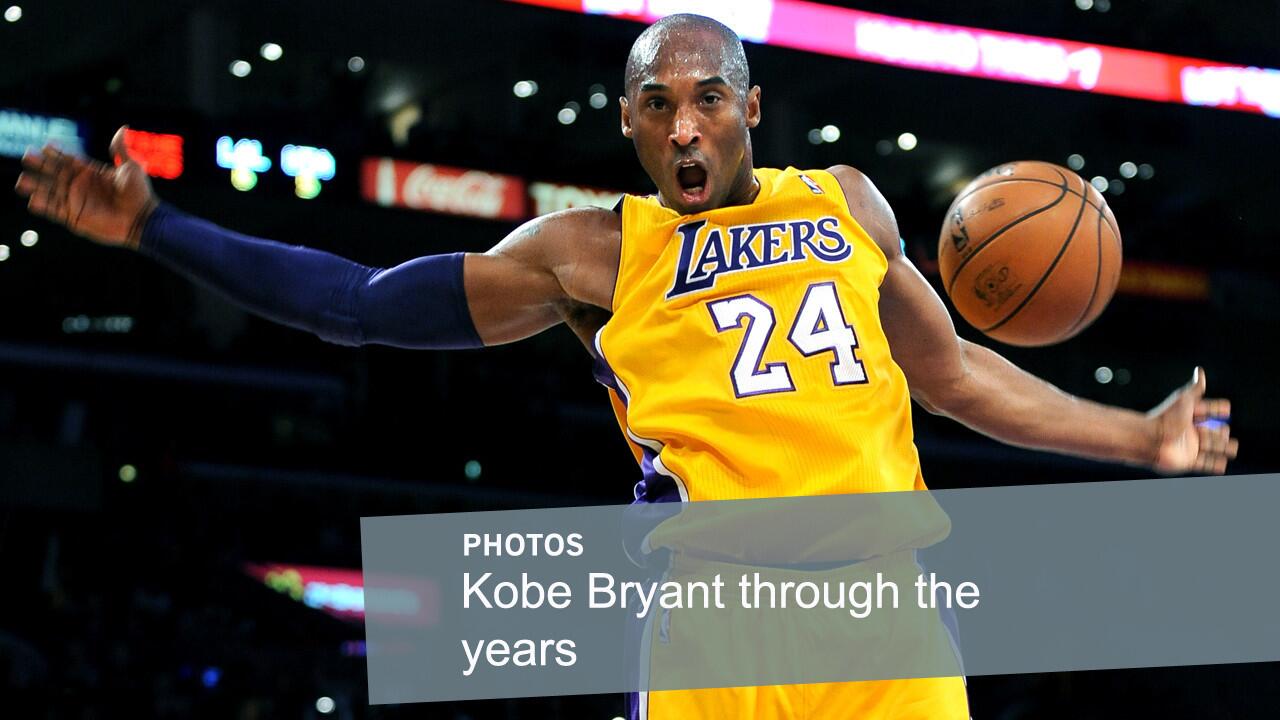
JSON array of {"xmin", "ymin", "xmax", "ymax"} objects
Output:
[{"xmin": 938, "ymin": 161, "xmax": 1123, "ymax": 347}]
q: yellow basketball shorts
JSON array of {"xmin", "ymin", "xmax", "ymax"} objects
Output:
[{"xmin": 623, "ymin": 551, "xmax": 970, "ymax": 719}]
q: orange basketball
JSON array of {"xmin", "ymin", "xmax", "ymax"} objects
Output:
[{"xmin": 938, "ymin": 161, "xmax": 1123, "ymax": 347}]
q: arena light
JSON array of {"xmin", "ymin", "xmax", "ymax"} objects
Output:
[
  {"xmin": 1116, "ymin": 261, "xmax": 1209, "ymax": 301},
  {"xmin": 20, "ymin": 230, "xmax": 37, "ymax": 247},
  {"xmin": 245, "ymin": 563, "xmax": 366, "ymax": 621},
  {"xmin": 280, "ymin": 144, "xmax": 336, "ymax": 199},
  {"xmin": 3, "ymin": 5, "xmax": 20, "ymax": 22},
  {"xmin": 508, "ymin": 0, "xmax": 1280, "ymax": 118},
  {"xmin": 347, "ymin": 56, "xmax": 366, "ymax": 73},
  {"xmin": 260, "ymin": 42, "xmax": 283, "ymax": 61},
  {"xmin": 0, "ymin": 108, "xmax": 85, "ymax": 158},
  {"xmin": 229, "ymin": 59, "xmax": 252, "ymax": 78},
  {"xmin": 122, "ymin": 128, "xmax": 185, "ymax": 179},
  {"xmin": 215, "ymin": 136, "xmax": 271, "ymax": 191}
]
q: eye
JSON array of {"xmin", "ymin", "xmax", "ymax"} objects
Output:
[
  {"xmin": 646, "ymin": 98, "xmax": 668, "ymax": 111},
  {"xmin": 702, "ymin": 93, "xmax": 722, "ymax": 105}
]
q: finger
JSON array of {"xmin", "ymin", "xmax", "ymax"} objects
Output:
[
  {"xmin": 40, "ymin": 143, "xmax": 67, "ymax": 168},
  {"xmin": 1196, "ymin": 450, "xmax": 1227, "ymax": 475},
  {"xmin": 1196, "ymin": 426, "xmax": 1226, "ymax": 455},
  {"xmin": 109, "ymin": 125, "xmax": 132, "ymax": 166},
  {"xmin": 28, "ymin": 190, "xmax": 52, "ymax": 218},
  {"xmin": 1194, "ymin": 398, "xmax": 1231, "ymax": 422},
  {"xmin": 36, "ymin": 145, "xmax": 66, "ymax": 190},
  {"xmin": 48, "ymin": 151, "xmax": 76, "ymax": 223},
  {"xmin": 1195, "ymin": 456, "xmax": 1218, "ymax": 475},
  {"xmin": 21, "ymin": 148, "xmax": 48, "ymax": 175},
  {"xmin": 28, "ymin": 163, "xmax": 57, "ymax": 215},
  {"xmin": 49, "ymin": 151, "xmax": 88, "ymax": 224},
  {"xmin": 1225, "ymin": 437, "xmax": 1239, "ymax": 460},
  {"xmin": 1188, "ymin": 366, "xmax": 1207, "ymax": 398},
  {"xmin": 14, "ymin": 171, "xmax": 38, "ymax": 197}
]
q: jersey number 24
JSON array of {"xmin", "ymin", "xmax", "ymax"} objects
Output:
[{"xmin": 707, "ymin": 281, "xmax": 868, "ymax": 398}]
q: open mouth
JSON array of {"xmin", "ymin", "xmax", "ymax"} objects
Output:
[{"xmin": 675, "ymin": 161, "xmax": 710, "ymax": 205}]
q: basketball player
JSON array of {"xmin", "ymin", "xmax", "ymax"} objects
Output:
[{"xmin": 16, "ymin": 14, "xmax": 1236, "ymax": 719}]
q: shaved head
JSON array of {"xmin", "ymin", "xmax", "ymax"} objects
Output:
[{"xmin": 624, "ymin": 14, "xmax": 750, "ymax": 99}]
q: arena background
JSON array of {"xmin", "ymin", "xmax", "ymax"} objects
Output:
[{"xmin": 2, "ymin": 0, "xmax": 1278, "ymax": 717}]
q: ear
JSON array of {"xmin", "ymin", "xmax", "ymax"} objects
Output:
[
  {"xmin": 745, "ymin": 86, "xmax": 762, "ymax": 129},
  {"xmin": 620, "ymin": 96, "xmax": 633, "ymax": 138}
]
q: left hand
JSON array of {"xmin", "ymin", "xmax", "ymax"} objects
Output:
[{"xmin": 1149, "ymin": 367, "xmax": 1238, "ymax": 475}]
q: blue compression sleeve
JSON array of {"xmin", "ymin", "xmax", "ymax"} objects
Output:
[{"xmin": 138, "ymin": 203, "xmax": 483, "ymax": 349}]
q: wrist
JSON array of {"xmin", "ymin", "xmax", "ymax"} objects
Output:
[
  {"xmin": 125, "ymin": 198, "xmax": 160, "ymax": 251},
  {"xmin": 1128, "ymin": 411, "xmax": 1163, "ymax": 469}
]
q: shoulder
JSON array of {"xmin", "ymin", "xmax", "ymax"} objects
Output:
[
  {"xmin": 489, "ymin": 205, "xmax": 620, "ymax": 262},
  {"xmin": 530, "ymin": 205, "xmax": 621, "ymax": 244},
  {"xmin": 824, "ymin": 164, "xmax": 901, "ymax": 260}
]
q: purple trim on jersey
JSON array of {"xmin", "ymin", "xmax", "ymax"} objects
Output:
[
  {"xmin": 635, "ymin": 447, "xmax": 681, "ymax": 504},
  {"xmin": 591, "ymin": 342, "xmax": 681, "ymax": 505},
  {"xmin": 591, "ymin": 353, "xmax": 621, "ymax": 391}
]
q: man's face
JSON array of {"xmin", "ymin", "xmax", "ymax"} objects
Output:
[{"xmin": 621, "ymin": 40, "xmax": 761, "ymax": 215}]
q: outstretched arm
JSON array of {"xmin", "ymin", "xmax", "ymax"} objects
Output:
[
  {"xmin": 15, "ymin": 128, "xmax": 617, "ymax": 349},
  {"xmin": 829, "ymin": 165, "xmax": 1238, "ymax": 475}
]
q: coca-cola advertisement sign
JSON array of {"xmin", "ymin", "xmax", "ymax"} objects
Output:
[{"xmin": 360, "ymin": 157, "xmax": 527, "ymax": 220}]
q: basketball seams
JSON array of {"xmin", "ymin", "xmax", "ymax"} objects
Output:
[
  {"xmin": 1060, "ymin": 199, "xmax": 1107, "ymax": 339},
  {"xmin": 958, "ymin": 175, "xmax": 1113, "ymax": 216},
  {"xmin": 980, "ymin": 170, "xmax": 1091, "ymax": 334},
  {"xmin": 944, "ymin": 177, "xmax": 1070, "ymax": 297}
]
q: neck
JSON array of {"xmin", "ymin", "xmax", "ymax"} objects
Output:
[{"xmin": 723, "ymin": 161, "xmax": 761, "ymax": 207}]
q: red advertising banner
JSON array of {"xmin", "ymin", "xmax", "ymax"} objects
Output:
[{"xmin": 361, "ymin": 157, "xmax": 528, "ymax": 220}]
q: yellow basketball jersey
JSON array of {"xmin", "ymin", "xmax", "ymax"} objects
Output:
[{"xmin": 594, "ymin": 166, "xmax": 926, "ymax": 502}]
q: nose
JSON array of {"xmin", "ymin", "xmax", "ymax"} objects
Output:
[{"xmin": 669, "ymin": 106, "xmax": 701, "ymax": 148}]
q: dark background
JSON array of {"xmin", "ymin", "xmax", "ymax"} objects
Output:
[{"xmin": 1, "ymin": 0, "xmax": 1277, "ymax": 717}]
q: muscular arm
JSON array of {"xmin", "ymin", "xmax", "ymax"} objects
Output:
[
  {"xmin": 828, "ymin": 165, "xmax": 1237, "ymax": 474},
  {"xmin": 16, "ymin": 136, "xmax": 618, "ymax": 350}
]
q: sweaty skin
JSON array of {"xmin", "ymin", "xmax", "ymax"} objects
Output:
[{"xmin": 14, "ymin": 14, "xmax": 1238, "ymax": 476}]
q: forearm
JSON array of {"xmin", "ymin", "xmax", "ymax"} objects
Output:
[
  {"xmin": 933, "ymin": 340, "xmax": 1158, "ymax": 466},
  {"xmin": 139, "ymin": 203, "xmax": 481, "ymax": 349}
]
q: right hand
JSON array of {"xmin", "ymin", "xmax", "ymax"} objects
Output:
[{"xmin": 14, "ymin": 126, "xmax": 157, "ymax": 249}]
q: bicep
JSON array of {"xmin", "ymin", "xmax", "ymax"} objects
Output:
[
  {"xmin": 464, "ymin": 251, "xmax": 564, "ymax": 345},
  {"xmin": 463, "ymin": 209, "xmax": 616, "ymax": 346},
  {"xmin": 879, "ymin": 253, "xmax": 970, "ymax": 410}
]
